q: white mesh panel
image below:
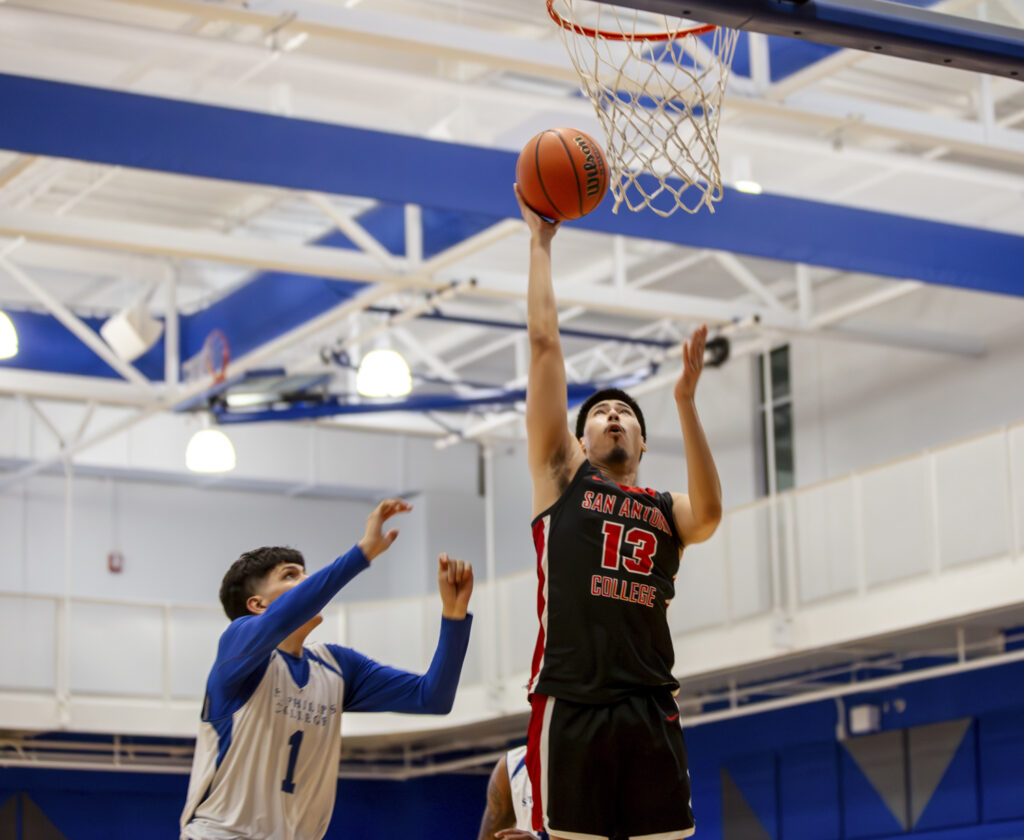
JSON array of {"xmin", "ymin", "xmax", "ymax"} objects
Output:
[
  {"xmin": 70, "ymin": 601, "xmax": 163, "ymax": 696},
  {"xmin": 0, "ymin": 595, "xmax": 56, "ymax": 690},
  {"xmin": 935, "ymin": 432, "xmax": 1012, "ymax": 567},
  {"xmin": 726, "ymin": 503, "xmax": 773, "ymax": 620},
  {"xmin": 795, "ymin": 478, "xmax": 858, "ymax": 604},
  {"xmin": 862, "ymin": 459, "xmax": 933, "ymax": 587},
  {"xmin": 670, "ymin": 534, "xmax": 727, "ymax": 633},
  {"xmin": 346, "ymin": 597, "xmax": 430, "ymax": 674},
  {"xmin": 168, "ymin": 606, "xmax": 225, "ymax": 699}
]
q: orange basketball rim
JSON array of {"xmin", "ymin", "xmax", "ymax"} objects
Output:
[{"xmin": 546, "ymin": 0, "xmax": 716, "ymax": 42}]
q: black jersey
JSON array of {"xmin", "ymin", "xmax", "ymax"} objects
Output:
[{"xmin": 528, "ymin": 460, "xmax": 683, "ymax": 704}]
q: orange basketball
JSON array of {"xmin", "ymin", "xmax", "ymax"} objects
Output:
[{"xmin": 515, "ymin": 127, "xmax": 608, "ymax": 221}]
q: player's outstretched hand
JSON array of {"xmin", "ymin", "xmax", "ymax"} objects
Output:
[
  {"xmin": 493, "ymin": 830, "xmax": 540, "ymax": 839},
  {"xmin": 674, "ymin": 323, "xmax": 708, "ymax": 402},
  {"xmin": 514, "ymin": 183, "xmax": 560, "ymax": 245},
  {"xmin": 358, "ymin": 498, "xmax": 412, "ymax": 562},
  {"xmin": 438, "ymin": 553, "xmax": 473, "ymax": 620}
]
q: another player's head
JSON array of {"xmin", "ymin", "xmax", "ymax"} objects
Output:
[
  {"xmin": 220, "ymin": 546, "xmax": 308, "ymax": 621},
  {"xmin": 575, "ymin": 388, "xmax": 647, "ymax": 468}
]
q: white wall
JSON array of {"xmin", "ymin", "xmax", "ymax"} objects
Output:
[
  {"xmin": 792, "ymin": 286, "xmax": 1024, "ymax": 485},
  {"xmin": 0, "ymin": 472, "xmax": 374, "ymax": 603}
]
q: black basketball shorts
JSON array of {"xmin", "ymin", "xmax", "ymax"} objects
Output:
[{"xmin": 525, "ymin": 690, "xmax": 695, "ymax": 840}]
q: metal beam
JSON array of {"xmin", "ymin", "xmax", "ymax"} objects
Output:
[
  {"xmin": 611, "ymin": 0, "xmax": 1024, "ymax": 78},
  {"xmin": 0, "ymin": 254, "xmax": 154, "ymax": 388}
]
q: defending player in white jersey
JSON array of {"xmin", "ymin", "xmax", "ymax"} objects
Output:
[
  {"xmin": 477, "ymin": 745, "xmax": 540, "ymax": 840},
  {"xmin": 180, "ymin": 498, "xmax": 473, "ymax": 840}
]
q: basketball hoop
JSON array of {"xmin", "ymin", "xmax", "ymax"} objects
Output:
[
  {"xmin": 182, "ymin": 329, "xmax": 231, "ymax": 386},
  {"xmin": 547, "ymin": 0, "xmax": 738, "ymax": 216}
]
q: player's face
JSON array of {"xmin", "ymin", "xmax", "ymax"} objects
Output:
[
  {"xmin": 580, "ymin": 400, "xmax": 645, "ymax": 466},
  {"xmin": 258, "ymin": 562, "xmax": 308, "ymax": 606},
  {"xmin": 249, "ymin": 561, "xmax": 324, "ymax": 632}
]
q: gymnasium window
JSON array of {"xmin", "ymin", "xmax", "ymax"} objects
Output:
[{"xmin": 757, "ymin": 344, "xmax": 794, "ymax": 495}]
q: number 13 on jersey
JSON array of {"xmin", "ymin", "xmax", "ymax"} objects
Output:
[{"xmin": 601, "ymin": 521, "xmax": 657, "ymax": 575}]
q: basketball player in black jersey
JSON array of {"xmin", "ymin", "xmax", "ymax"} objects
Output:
[{"xmin": 514, "ymin": 184, "xmax": 723, "ymax": 840}]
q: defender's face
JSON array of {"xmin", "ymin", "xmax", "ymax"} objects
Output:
[
  {"xmin": 256, "ymin": 562, "xmax": 308, "ymax": 607},
  {"xmin": 580, "ymin": 400, "xmax": 646, "ymax": 466},
  {"xmin": 247, "ymin": 562, "xmax": 322, "ymax": 633}
]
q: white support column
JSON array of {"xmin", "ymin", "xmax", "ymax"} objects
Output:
[
  {"xmin": 613, "ymin": 236, "xmax": 628, "ymax": 289},
  {"xmin": 482, "ymin": 444, "xmax": 501, "ymax": 705},
  {"xmin": 748, "ymin": 32, "xmax": 772, "ymax": 93},
  {"xmin": 164, "ymin": 263, "xmax": 180, "ymax": 387},
  {"xmin": 761, "ymin": 345, "xmax": 786, "ymax": 643},
  {"xmin": 796, "ymin": 264, "xmax": 813, "ymax": 326},
  {"xmin": 404, "ymin": 204, "xmax": 423, "ymax": 268}
]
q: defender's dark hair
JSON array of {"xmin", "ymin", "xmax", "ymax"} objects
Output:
[
  {"xmin": 574, "ymin": 388, "xmax": 647, "ymax": 441},
  {"xmin": 219, "ymin": 546, "xmax": 305, "ymax": 621}
]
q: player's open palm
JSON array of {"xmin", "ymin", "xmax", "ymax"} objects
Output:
[
  {"xmin": 674, "ymin": 324, "xmax": 708, "ymax": 402},
  {"xmin": 438, "ymin": 553, "xmax": 473, "ymax": 620},
  {"xmin": 358, "ymin": 498, "xmax": 412, "ymax": 561}
]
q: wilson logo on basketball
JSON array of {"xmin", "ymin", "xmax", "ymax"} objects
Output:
[{"xmin": 573, "ymin": 135, "xmax": 605, "ymax": 197}]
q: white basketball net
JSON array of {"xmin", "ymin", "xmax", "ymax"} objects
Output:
[{"xmin": 548, "ymin": 0, "xmax": 738, "ymax": 216}]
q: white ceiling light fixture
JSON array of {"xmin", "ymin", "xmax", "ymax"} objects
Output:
[
  {"xmin": 356, "ymin": 348, "xmax": 412, "ymax": 398},
  {"xmin": 185, "ymin": 426, "xmax": 237, "ymax": 473},
  {"xmin": 0, "ymin": 311, "xmax": 18, "ymax": 360}
]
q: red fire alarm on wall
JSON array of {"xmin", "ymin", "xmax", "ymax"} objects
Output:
[{"xmin": 108, "ymin": 551, "xmax": 124, "ymax": 574}]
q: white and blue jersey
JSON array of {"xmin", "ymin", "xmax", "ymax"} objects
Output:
[
  {"xmin": 180, "ymin": 545, "xmax": 472, "ymax": 840},
  {"xmin": 505, "ymin": 745, "xmax": 534, "ymax": 831}
]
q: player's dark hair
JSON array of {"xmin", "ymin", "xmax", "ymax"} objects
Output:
[
  {"xmin": 574, "ymin": 388, "xmax": 647, "ymax": 441},
  {"xmin": 219, "ymin": 546, "xmax": 306, "ymax": 621}
]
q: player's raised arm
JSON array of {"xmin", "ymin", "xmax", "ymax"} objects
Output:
[
  {"xmin": 515, "ymin": 185, "xmax": 582, "ymax": 512},
  {"xmin": 670, "ymin": 326, "xmax": 723, "ymax": 545}
]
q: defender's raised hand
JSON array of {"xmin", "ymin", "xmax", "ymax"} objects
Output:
[
  {"xmin": 438, "ymin": 553, "xmax": 473, "ymax": 620},
  {"xmin": 358, "ymin": 498, "xmax": 412, "ymax": 561},
  {"xmin": 674, "ymin": 324, "xmax": 708, "ymax": 402}
]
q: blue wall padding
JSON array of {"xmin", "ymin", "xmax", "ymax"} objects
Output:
[
  {"xmin": 778, "ymin": 742, "xmax": 841, "ymax": 839},
  {"xmin": 840, "ymin": 744, "xmax": 907, "ymax": 838},
  {"xmin": 7, "ymin": 659, "xmax": 1024, "ymax": 839},
  {"xmin": 0, "ymin": 309, "xmax": 126, "ymax": 378},
  {"xmin": 723, "ymin": 753, "xmax": 778, "ymax": 839},
  {"xmin": 0, "ymin": 272, "xmax": 364, "ymax": 380},
  {"xmin": 181, "ymin": 272, "xmax": 363, "ymax": 363},
  {"xmin": 0, "ymin": 767, "xmax": 187, "ymax": 840},
  {"xmin": 0, "ymin": 767, "xmax": 487, "ymax": 840},
  {"xmin": 348, "ymin": 204, "xmax": 502, "ymax": 259},
  {"xmin": 913, "ymin": 721, "xmax": 978, "ymax": 831},
  {"xmin": 2, "ymin": 73, "xmax": 1024, "ymax": 296},
  {"xmin": 978, "ymin": 708, "xmax": 1024, "ymax": 821}
]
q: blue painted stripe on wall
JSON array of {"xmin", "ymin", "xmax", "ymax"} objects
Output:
[{"xmin": 2, "ymin": 73, "xmax": 1023, "ymax": 297}]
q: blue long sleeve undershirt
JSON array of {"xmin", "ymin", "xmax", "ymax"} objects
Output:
[{"xmin": 203, "ymin": 545, "xmax": 472, "ymax": 721}]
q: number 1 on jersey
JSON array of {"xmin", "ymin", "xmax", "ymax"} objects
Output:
[{"xmin": 282, "ymin": 730, "xmax": 303, "ymax": 794}]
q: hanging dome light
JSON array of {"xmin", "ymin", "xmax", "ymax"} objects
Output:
[
  {"xmin": 185, "ymin": 428, "xmax": 237, "ymax": 473},
  {"xmin": 0, "ymin": 311, "xmax": 18, "ymax": 360},
  {"xmin": 356, "ymin": 349, "xmax": 412, "ymax": 397}
]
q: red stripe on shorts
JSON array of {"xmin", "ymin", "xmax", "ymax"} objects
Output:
[{"xmin": 526, "ymin": 693, "xmax": 548, "ymax": 834}]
